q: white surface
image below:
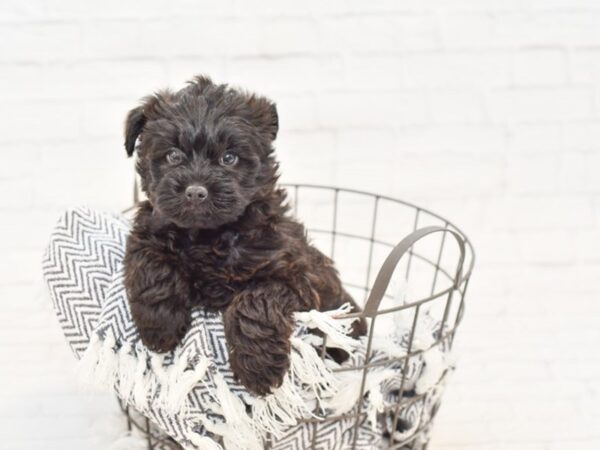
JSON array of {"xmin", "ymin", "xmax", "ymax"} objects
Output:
[{"xmin": 1, "ymin": 1, "xmax": 599, "ymax": 449}]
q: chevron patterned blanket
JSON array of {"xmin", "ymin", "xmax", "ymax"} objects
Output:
[{"xmin": 42, "ymin": 207, "xmax": 452, "ymax": 450}]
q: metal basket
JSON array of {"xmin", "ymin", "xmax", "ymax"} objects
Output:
[{"xmin": 120, "ymin": 183, "xmax": 475, "ymax": 450}]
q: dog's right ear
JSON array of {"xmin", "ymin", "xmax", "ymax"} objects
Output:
[{"xmin": 124, "ymin": 106, "xmax": 146, "ymax": 157}]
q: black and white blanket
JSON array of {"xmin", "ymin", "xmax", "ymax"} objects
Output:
[{"xmin": 42, "ymin": 207, "xmax": 453, "ymax": 450}]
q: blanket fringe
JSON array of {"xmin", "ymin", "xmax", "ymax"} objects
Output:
[
  {"xmin": 249, "ymin": 305, "xmax": 357, "ymax": 439},
  {"xmin": 295, "ymin": 303, "xmax": 360, "ymax": 352},
  {"xmin": 77, "ymin": 303, "xmax": 365, "ymax": 449},
  {"xmin": 324, "ymin": 367, "xmax": 398, "ymax": 428},
  {"xmin": 289, "ymin": 337, "xmax": 337, "ymax": 401},
  {"xmin": 76, "ymin": 332, "xmax": 105, "ymax": 389},
  {"xmin": 164, "ymin": 351, "xmax": 210, "ymax": 414},
  {"xmin": 212, "ymin": 371, "xmax": 263, "ymax": 450},
  {"xmin": 131, "ymin": 345, "xmax": 151, "ymax": 406},
  {"xmin": 77, "ymin": 332, "xmax": 210, "ymax": 415},
  {"xmin": 116, "ymin": 342, "xmax": 138, "ymax": 402}
]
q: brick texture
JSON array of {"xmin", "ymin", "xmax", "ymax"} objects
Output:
[{"xmin": 1, "ymin": 1, "xmax": 599, "ymax": 449}]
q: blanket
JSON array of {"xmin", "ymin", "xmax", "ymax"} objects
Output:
[{"xmin": 42, "ymin": 207, "xmax": 453, "ymax": 450}]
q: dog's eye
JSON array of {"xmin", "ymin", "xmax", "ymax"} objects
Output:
[
  {"xmin": 220, "ymin": 151, "xmax": 238, "ymax": 166},
  {"xmin": 166, "ymin": 150, "xmax": 184, "ymax": 165}
]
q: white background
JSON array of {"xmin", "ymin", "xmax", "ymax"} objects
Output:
[{"xmin": 1, "ymin": 1, "xmax": 599, "ymax": 449}]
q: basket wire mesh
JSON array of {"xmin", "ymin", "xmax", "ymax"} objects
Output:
[{"xmin": 120, "ymin": 183, "xmax": 475, "ymax": 450}]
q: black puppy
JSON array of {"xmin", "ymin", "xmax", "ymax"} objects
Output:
[{"xmin": 123, "ymin": 76, "xmax": 365, "ymax": 396}]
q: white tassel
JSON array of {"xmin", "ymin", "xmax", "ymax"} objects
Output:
[
  {"xmin": 250, "ymin": 336, "xmax": 341, "ymax": 440},
  {"xmin": 155, "ymin": 348, "xmax": 189, "ymax": 410},
  {"xmin": 77, "ymin": 333, "xmax": 120, "ymax": 390},
  {"xmin": 323, "ymin": 369, "xmax": 363, "ymax": 415},
  {"xmin": 164, "ymin": 353, "xmax": 210, "ymax": 414},
  {"xmin": 95, "ymin": 334, "xmax": 119, "ymax": 387},
  {"xmin": 415, "ymin": 348, "xmax": 448, "ymax": 394},
  {"xmin": 289, "ymin": 337, "xmax": 337, "ymax": 400},
  {"xmin": 363, "ymin": 370, "xmax": 396, "ymax": 429},
  {"xmin": 212, "ymin": 371, "xmax": 262, "ymax": 450},
  {"xmin": 131, "ymin": 346, "xmax": 151, "ymax": 406},
  {"xmin": 139, "ymin": 352, "xmax": 171, "ymax": 409},
  {"xmin": 116, "ymin": 342, "xmax": 138, "ymax": 402},
  {"xmin": 76, "ymin": 332, "xmax": 103, "ymax": 388},
  {"xmin": 251, "ymin": 378, "xmax": 309, "ymax": 438},
  {"xmin": 294, "ymin": 303, "xmax": 360, "ymax": 352},
  {"xmin": 324, "ymin": 368, "xmax": 396, "ymax": 425},
  {"xmin": 150, "ymin": 352, "xmax": 168, "ymax": 376},
  {"xmin": 370, "ymin": 335, "xmax": 409, "ymax": 359}
]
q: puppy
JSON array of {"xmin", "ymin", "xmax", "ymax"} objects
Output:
[{"xmin": 123, "ymin": 76, "xmax": 365, "ymax": 396}]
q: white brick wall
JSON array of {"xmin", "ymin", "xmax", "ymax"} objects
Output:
[{"xmin": 1, "ymin": 1, "xmax": 599, "ymax": 448}]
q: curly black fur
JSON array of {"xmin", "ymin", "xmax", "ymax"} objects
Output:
[{"xmin": 123, "ymin": 76, "xmax": 365, "ymax": 396}]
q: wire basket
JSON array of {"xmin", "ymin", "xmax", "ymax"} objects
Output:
[{"xmin": 120, "ymin": 183, "xmax": 475, "ymax": 450}]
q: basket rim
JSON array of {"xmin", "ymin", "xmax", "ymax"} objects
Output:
[{"xmin": 281, "ymin": 182, "xmax": 476, "ymax": 281}]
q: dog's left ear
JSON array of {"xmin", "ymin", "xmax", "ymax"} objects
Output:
[
  {"xmin": 246, "ymin": 96, "xmax": 279, "ymax": 141},
  {"xmin": 265, "ymin": 102, "xmax": 279, "ymax": 141},
  {"xmin": 124, "ymin": 106, "xmax": 146, "ymax": 157},
  {"xmin": 269, "ymin": 103, "xmax": 279, "ymax": 140}
]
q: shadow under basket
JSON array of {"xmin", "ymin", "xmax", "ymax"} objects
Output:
[{"xmin": 119, "ymin": 183, "xmax": 475, "ymax": 450}]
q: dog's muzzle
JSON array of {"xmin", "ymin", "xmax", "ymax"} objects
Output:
[{"xmin": 185, "ymin": 185, "xmax": 208, "ymax": 203}]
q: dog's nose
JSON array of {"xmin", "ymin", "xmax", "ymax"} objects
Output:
[{"xmin": 185, "ymin": 185, "xmax": 208, "ymax": 203}]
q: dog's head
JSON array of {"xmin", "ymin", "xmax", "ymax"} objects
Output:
[{"xmin": 124, "ymin": 76, "xmax": 279, "ymax": 229}]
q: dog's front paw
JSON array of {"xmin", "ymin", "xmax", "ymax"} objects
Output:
[
  {"xmin": 138, "ymin": 326, "xmax": 182, "ymax": 353},
  {"xmin": 223, "ymin": 285, "xmax": 296, "ymax": 396},
  {"xmin": 229, "ymin": 341, "xmax": 290, "ymax": 396},
  {"xmin": 130, "ymin": 302, "xmax": 191, "ymax": 353}
]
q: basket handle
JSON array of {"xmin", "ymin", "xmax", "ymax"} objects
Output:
[{"xmin": 361, "ymin": 226, "xmax": 467, "ymax": 317}]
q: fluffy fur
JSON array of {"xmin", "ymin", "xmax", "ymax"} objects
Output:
[{"xmin": 122, "ymin": 76, "xmax": 365, "ymax": 396}]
